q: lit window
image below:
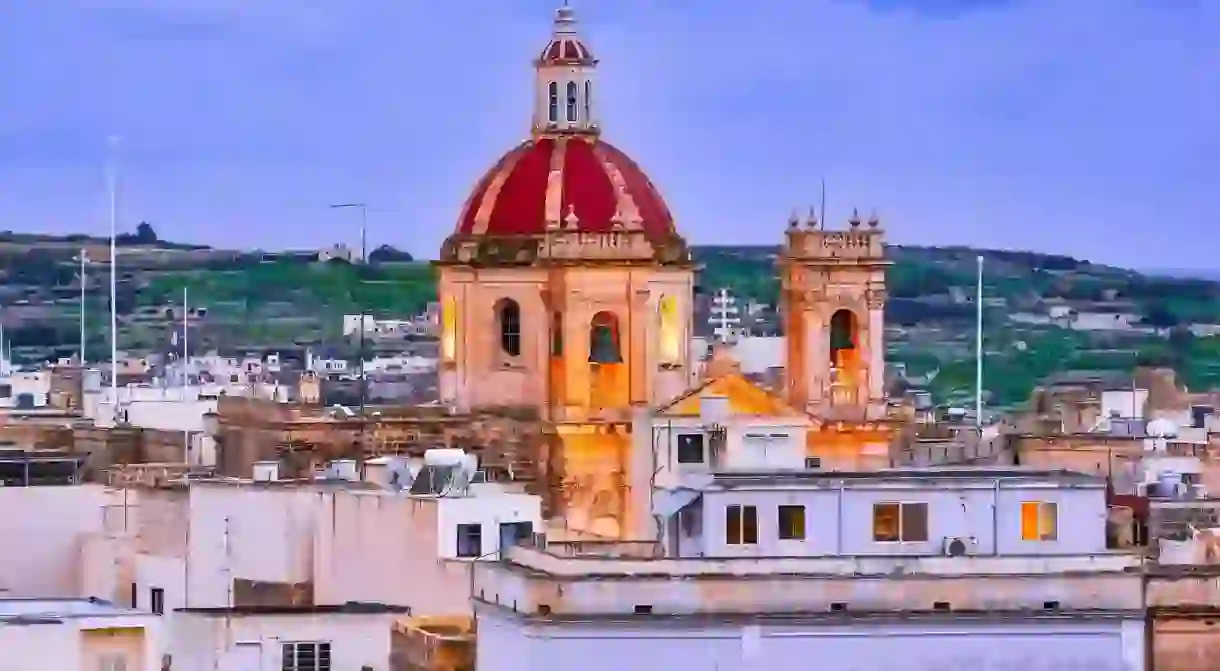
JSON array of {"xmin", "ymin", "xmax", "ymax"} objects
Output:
[
  {"xmin": 872, "ymin": 502, "xmax": 928, "ymax": 542},
  {"xmin": 1021, "ymin": 501, "xmax": 1058, "ymax": 541},
  {"xmin": 658, "ymin": 295, "xmax": 681, "ymax": 365},
  {"xmin": 778, "ymin": 505, "xmax": 806, "ymax": 540},
  {"xmin": 281, "ymin": 642, "xmax": 331, "ymax": 671},
  {"xmin": 725, "ymin": 504, "xmax": 758, "ymax": 545}
]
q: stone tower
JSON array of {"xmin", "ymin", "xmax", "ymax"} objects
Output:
[{"xmin": 779, "ymin": 208, "xmax": 889, "ymax": 420}]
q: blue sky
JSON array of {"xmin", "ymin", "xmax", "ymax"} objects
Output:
[{"xmin": 0, "ymin": 0, "xmax": 1215, "ymax": 268}]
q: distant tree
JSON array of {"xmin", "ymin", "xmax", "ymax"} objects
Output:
[
  {"xmin": 368, "ymin": 244, "xmax": 414, "ymax": 263},
  {"xmin": 1168, "ymin": 326, "xmax": 1195, "ymax": 353},
  {"xmin": 1144, "ymin": 301, "xmax": 1180, "ymax": 329},
  {"xmin": 135, "ymin": 222, "xmax": 159, "ymax": 244}
]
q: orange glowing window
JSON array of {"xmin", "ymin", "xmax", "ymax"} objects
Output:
[
  {"xmin": 1021, "ymin": 501, "xmax": 1058, "ymax": 541},
  {"xmin": 440, "ymin": 296, "xmax": 457, "ymax": 361},
  {"xmin": 873, "ymin": 502, "xmax": 928, "ymax": 542},
  {"xmin": 725, "ymin": 504, "xmax": 758, "ymax": 545},
  {"xmin": 778, "ymin": 505, "xmax": 806, "ymax": 541}
]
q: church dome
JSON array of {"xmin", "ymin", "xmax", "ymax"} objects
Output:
[
  {"xmin": 453, "ymin": 135, "xmax": 677, "ymax": 242},
  {"xmin": 538, "ymin": 7, "xmax": 595, "ymax": 65}
]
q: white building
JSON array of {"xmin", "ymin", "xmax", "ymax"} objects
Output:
[
  {"xmin": 0, "ymin": 598, "xmax": 163, "ymax": 671},
  {"xmin": 0, "ymin": 369, "xmax": 50, "ymax": 409},
  {"xmin": 0, "ymin": 450, "xmax": 541, "ymax": 670},
  {"xmin": 473, "ymin": 465, "xmax": 1146, "ymax": 671},
  {"xmin": 469, "ymin": 366, "xmax": 1145, "ymax": 670}
]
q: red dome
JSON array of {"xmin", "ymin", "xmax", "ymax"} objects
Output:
[
  {"xmin": 539, "ymin": 36, "xmax": 594, "ymax": 65},
  {"xmin": 454, "ymin": 136, "xmax": 677, "ymax": 242}
]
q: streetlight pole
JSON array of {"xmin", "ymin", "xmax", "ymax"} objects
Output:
[
  {"xmin": 329, "ymin": 203, "xmax": 368, "ymax": 420},
  {"xmin": 78, "ymin": 248, "xmax": 88, "ymax": 365},
  {"xmin": 106, "ymin": 136, "xmax": 120, "ymax": 419}
]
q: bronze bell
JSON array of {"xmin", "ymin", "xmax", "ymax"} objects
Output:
[
  {"xmin": 830, "ymin": 311, "xmax": 856, "ymax": 352},
  {"xmin": 830, "ymin": 326, "xmax": 855, "ymax": 352},
  {"xmin": 589, "ymin": 325, "xmax": 622, "ymax": 364}
]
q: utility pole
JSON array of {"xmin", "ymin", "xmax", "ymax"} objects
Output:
[
  {"xmin": 330, "ymin": 203, "xmax": 369, "ymax": 458},
  {"xmin": 975, "ymin": 255, "xmax": 984, "ymax": 428},
  {"xmin": 107, "ymin": 136, "xmax": 120, "ymax": 420},
  {"xmin": 79, "ymin": 248, "xmax": 88, "ymax": 365}
]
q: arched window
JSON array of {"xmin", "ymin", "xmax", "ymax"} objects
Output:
[
  {"xmin": 829, "ymin": 309, "xmax": 856, "ymax": 362},
  {"xmin": 658, "ymin": 295, "xmax": 681, "ymax": 365},
  {"xmin": 548, "ymin": 82, "xmax": 559, "ymax": 123},
  {"xmin": 496, "ymin": 299, "xmax": 522, "ymax": 357},
  {"xmin": 583, "ymin": 81, "xmax": 592, "ymax": 122},
  {"xmin": 566, "ymin": 81, "xmax": 578, "ymax": 122},
  {"xmin": 588, "ymin": 311, "xmax": 622, "ymax": 364}
]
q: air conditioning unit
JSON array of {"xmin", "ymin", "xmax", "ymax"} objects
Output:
[{"xmin": 942, "ymin": 536, "xmax": 976, "ymax": 557}]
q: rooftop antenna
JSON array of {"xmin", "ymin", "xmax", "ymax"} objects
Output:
[
  {"xmin": 182, "ymin": 285, "xmax": 190, "ymax": 461},
  {"xmin": 107, "ymin": 135, "xmax": 120, "ymax": 419},
  {"xmin": 819, "ymin": 177, "xmax": 827, "ymax": 230}
]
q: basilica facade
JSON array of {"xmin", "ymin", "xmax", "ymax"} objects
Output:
[{"xmin": 435, "ymin": 5, "xmax": 898, "ymax": 537}]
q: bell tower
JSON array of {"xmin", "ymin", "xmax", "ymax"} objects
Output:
[
  {"xmin": 533, "ymin": 4, "xmax": 599, "ymax": 136},
  {"xmin": 780, "ymin": 208, "xmax": 889, "ymax": 420}
]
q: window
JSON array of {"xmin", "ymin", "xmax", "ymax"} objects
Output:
[
  {"xmin": 149, "ymin": 587, "xmax": 164, "ymax": 615},
  {"xmin": 0, "ymin": 384, "xmax": 10, "ymax": 399},
  {"xmin": 550, "ymin": 311, "xmax": 563, "ymax": 356},
  {"xmin": 129, "ymin": 582, "xmax": 138, "ymax": 608},
  {"xmin": 548, "ymin": 81, "xmax": 559, "ymax": 123},
  {"xmin": 584, "ymin": 81, "xmax": 592, "ymax": 121},
  {"xmin": 1021, "ymin": 501, "xmax": 1058, "ymax": 541},
  {"xmin": 496, "ymin": 299, "xmax": 521, "ymax": 357},
  {"xmin": 725, "ymin": 504, "xmax": 758, "ymax": 545},
  {"xmin": 566, "ymin": 81, "xmax": 578, "ymax": 122},
  {"xmin": 499, "ymin": 521, "xmax": 534, "ymax": 550},
  {"xmin": 872, "ymin": 502, "xmax": 929, "ymax": 542},
  {"xmin": 778, "ymin": 505, "xmax": 806, "ymax": 540},
  {"xmin": 281, "ymin": 642, "xmax": 331, "ymax": 671},
  {"xmin": 676, "ymin": 433, "xmax": 704, "ymax": 464},
  {"xmin": 456, "ymin": 523, "xmax": 482, "ymax": 558},
  {"xmin": 658, "ymin": 295, "xmax": 681, "ymax": 365},
  {"xmin": 99, "ymin": 654, "xmax": 128, "ymax": 671}
]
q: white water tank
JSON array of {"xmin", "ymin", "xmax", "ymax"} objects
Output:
[
  {"xmin": 424, "ymin": 448, "xmax": 467, "ymax": 467},
  {"xmin": 700, "ymin": 394, "xmax": 730, "ymax": 425},
  {"xmin": 363, "ymin": 457, "xmax": 392, "ymax": 488},
  {"xmin": 252, "ymin": 461, "xmax": 280, "ymax": 482}
]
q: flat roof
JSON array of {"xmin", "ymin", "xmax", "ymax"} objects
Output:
[
  {"xmin": 708, "ymin": 467, "xmax": 1104, "ymax": 489},
  {"xmin": 0, "ymin": 598, "xmax": 143, "ymax": 620},
  {"xmin": 176, "ymin": 601, "xmax": 410, "ymax": 617},
  {"xmin": 475, "ymin": 601, "xmax": 1142, "ymax": 626}
]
